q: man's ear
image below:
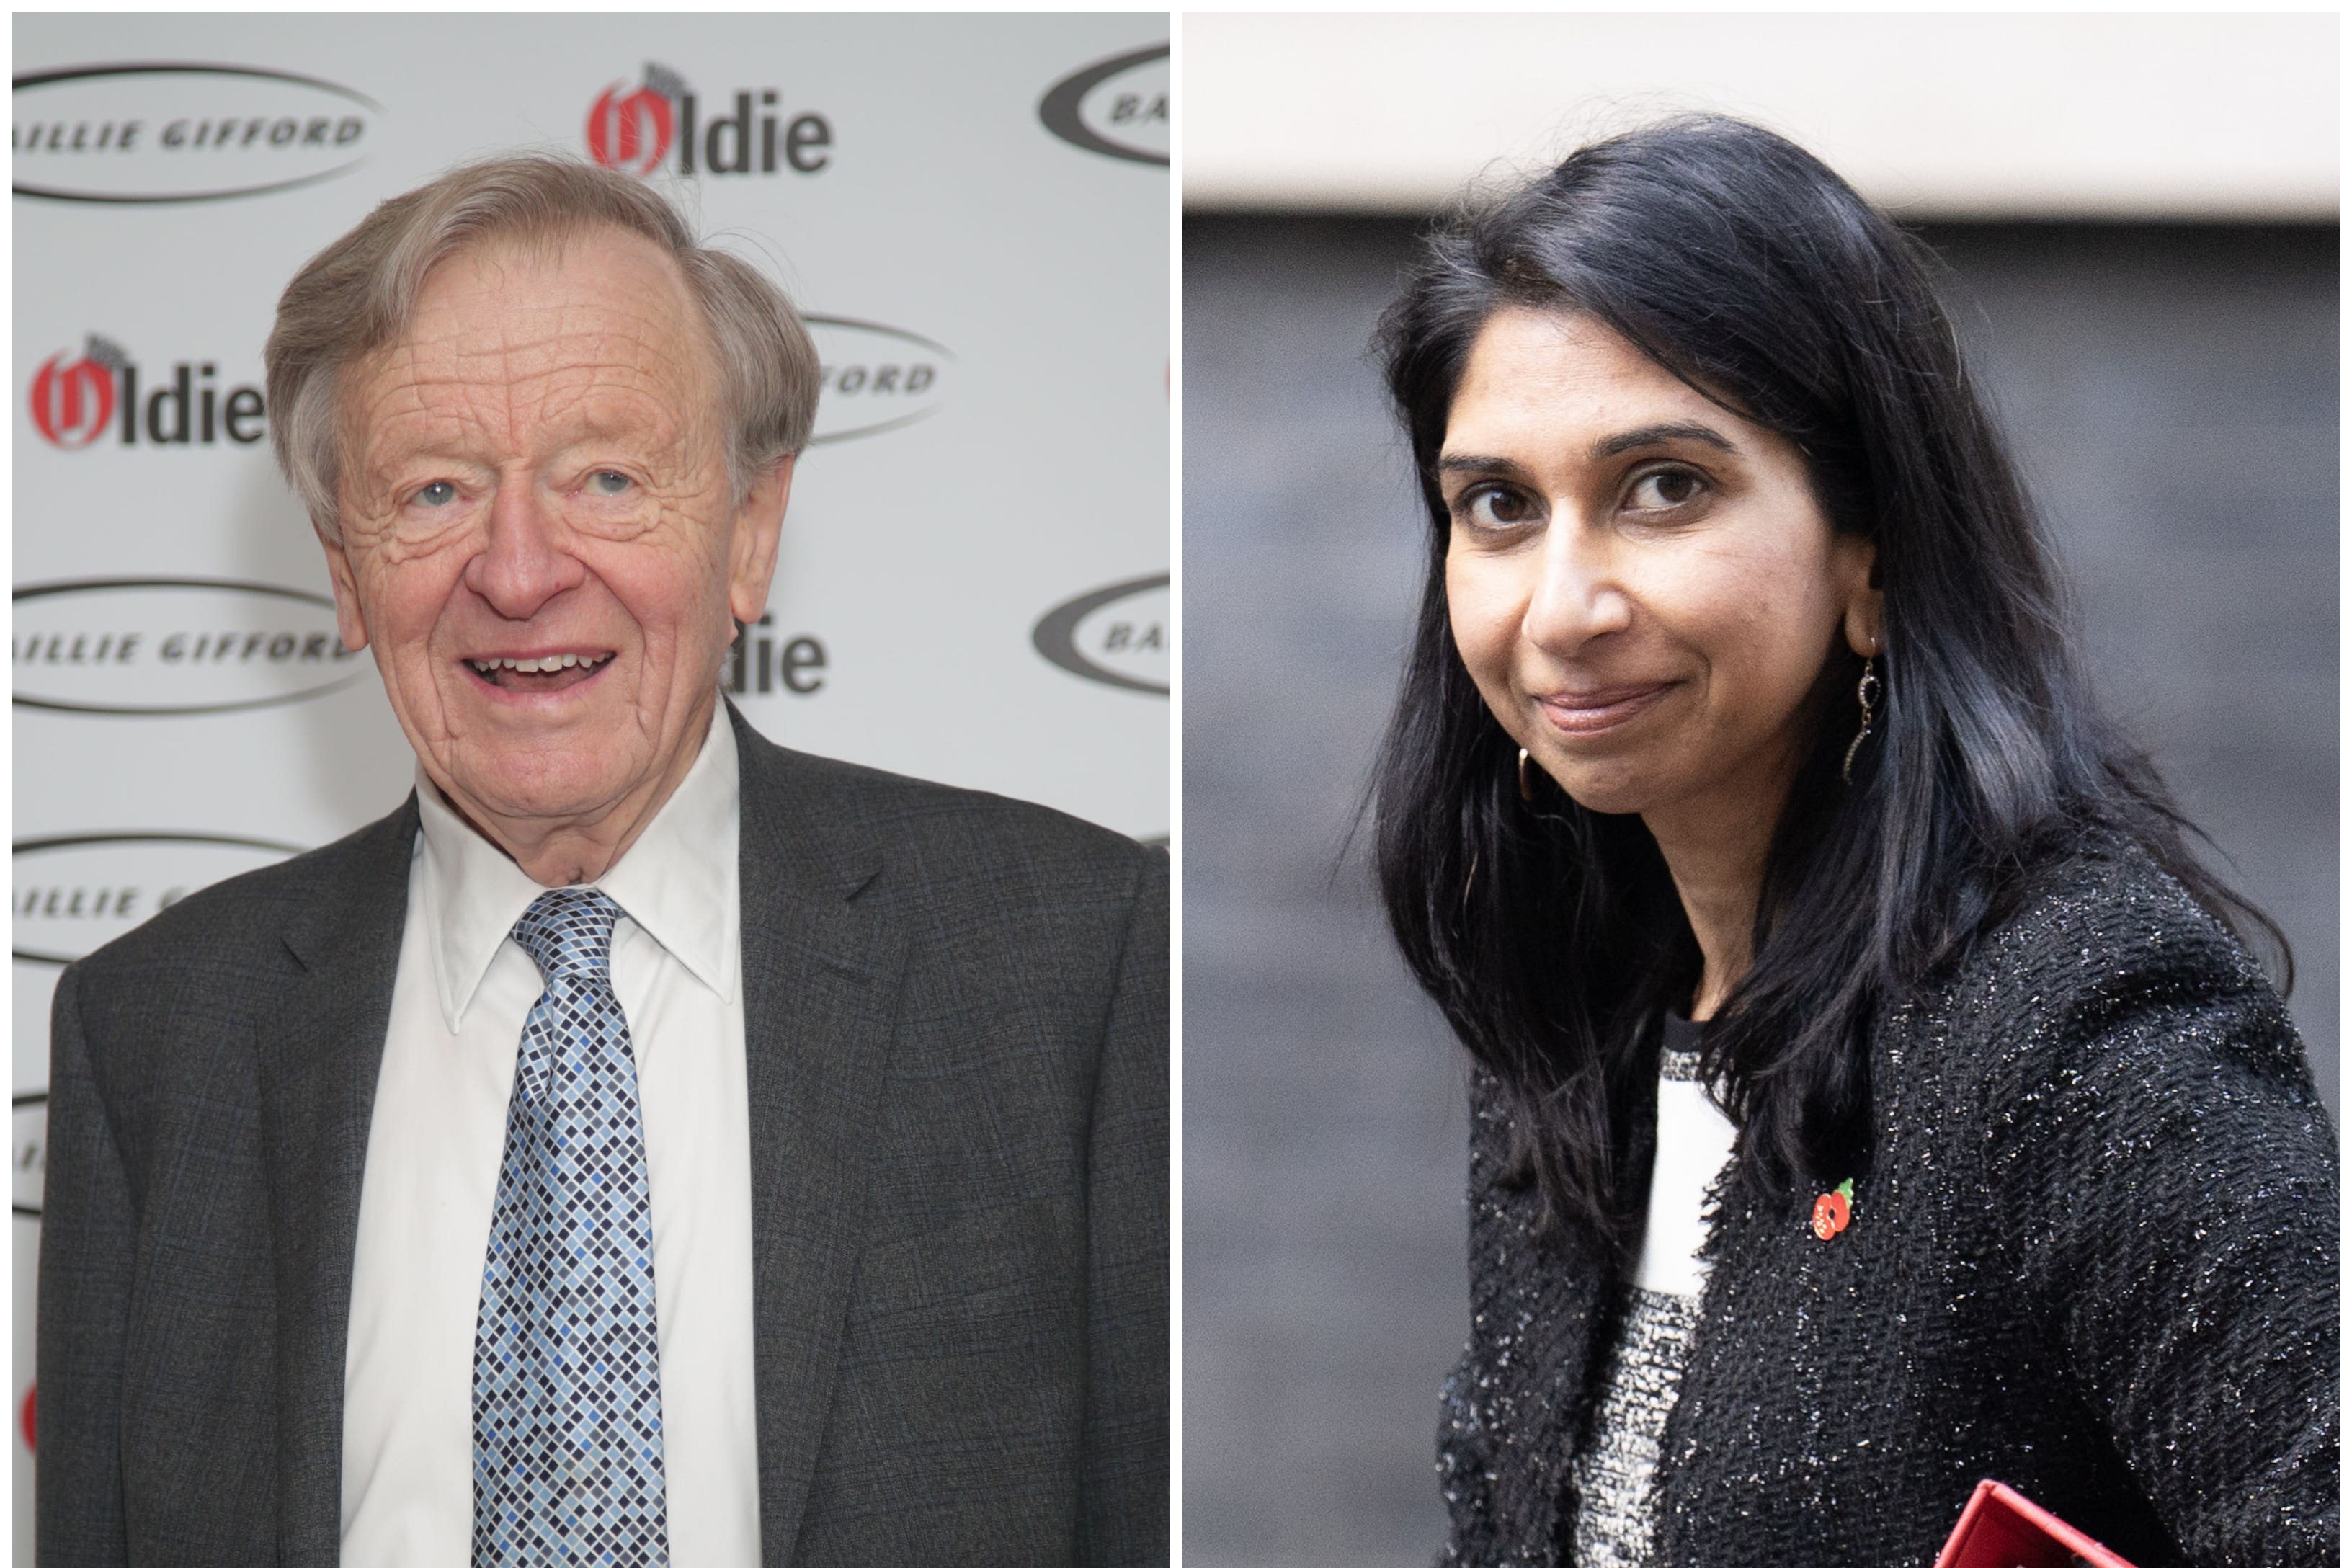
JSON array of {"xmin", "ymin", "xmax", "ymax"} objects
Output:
[
  {"xmin": 728, "ymin": 455, "xmax": 793, "ymax": 626},
  {"xmin": 319, "ymin": 525, "xmax": 370, "ymax": 652}
]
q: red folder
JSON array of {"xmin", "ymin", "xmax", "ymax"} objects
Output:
[{"xmin": 1933, "ymin": 1479, "xmax": 2141, "ymax": 1568}]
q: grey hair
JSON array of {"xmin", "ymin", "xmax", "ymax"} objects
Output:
[{"xmin": 263, "ymin": 153, "xmax": 820, "ymax": 543}]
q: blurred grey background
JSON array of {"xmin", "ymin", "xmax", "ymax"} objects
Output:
[{"xmin": 1180, "ymin": 15, "xmax": 2338, "ymax": 1567}]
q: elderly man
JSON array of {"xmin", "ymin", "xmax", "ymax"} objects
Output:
[{"xmin": 38, "ymin": 156, "xmax": 1167, "ymax": 1567}]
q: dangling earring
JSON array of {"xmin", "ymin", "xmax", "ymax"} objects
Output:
[
  {"xmin": 1517, "ymin": 747, "xmax": 1535, "ymax": 803},
  {"xmin": 1841, "ymin": 657, "xmax": 1881, "ymax": 784}
]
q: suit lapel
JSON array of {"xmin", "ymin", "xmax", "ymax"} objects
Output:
[
  {"xmin": 729, "ymin": 706, "xmax": 906, "ymax": 1566},
  {"xmin": 254, "ymin": 799, "xmax": 417, "ymax": 1568}
]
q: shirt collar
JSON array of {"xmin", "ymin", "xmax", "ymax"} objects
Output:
[{"xmin": 414, "ymin": 705, "xmax": 741, "ymax": 1031}]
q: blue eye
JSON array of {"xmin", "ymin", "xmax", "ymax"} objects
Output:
[
  {"xmin": 589, "ymin": 470, "xmax": 632, "ymax": 496},
  {"xmin": 414, "ymin": 480, "xmax": 457, "ymax": 507}
]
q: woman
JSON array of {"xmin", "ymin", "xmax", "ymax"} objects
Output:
[{"xmin": 1371, "ymin": 115, "xmax": 2336, "ymax": 1567}]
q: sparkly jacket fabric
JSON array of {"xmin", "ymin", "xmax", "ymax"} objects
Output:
[{"xmin": 1435, "ymin": 835, "xmax": 2338, "ymax": 1567}]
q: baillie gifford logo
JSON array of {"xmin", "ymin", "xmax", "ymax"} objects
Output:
[
  {"xmin": 1038, "ymin": 43, "xmax": 1168, "ymax": 166},
  {"xmin": 26, "ymin": 334, "xmax": 265, "ymax": 451},
  {"xmin": 585, "ymin": 63, "xmax": 832, "ymax": 179},
  {"xmin": 1033, "ymin": 573, "xmax": 1169, "ymax": 696},
  {"xmin": 13, "ymin": 62, "xmax": 380, "ymax": 205}
]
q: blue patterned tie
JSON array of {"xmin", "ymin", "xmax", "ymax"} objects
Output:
[{"xmin": 473, "ymin": 888, "xmax": 669, "ymax": 1567}]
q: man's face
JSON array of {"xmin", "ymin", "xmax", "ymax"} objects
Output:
[{"xmin": 323, "ymin": 227, "xmax": 786, "ymax": 853}]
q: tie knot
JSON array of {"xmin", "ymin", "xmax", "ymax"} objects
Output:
[{"xmin": 510, "ymin": 887, "xmax": 625, "ymax": 981}]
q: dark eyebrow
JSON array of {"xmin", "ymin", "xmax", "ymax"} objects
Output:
[
  {"xmin": 1436, "ymin": 422, "xmax": 1740, "ymax": 481},
  {"xmin": 1590, "ymin": 422, "xmax": 1737, "ymax": 460},
  {"xmin": 1435, "ymin": 453, "xmax": 1523, "ymax": 478}
]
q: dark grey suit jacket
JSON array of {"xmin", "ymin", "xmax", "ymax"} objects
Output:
[{"xmin": 39, "ymin": 704, "xmax": 1169, "ymax": 1566}]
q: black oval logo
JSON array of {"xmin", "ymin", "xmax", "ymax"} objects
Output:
[
  {"xmin": 13, "ymin": 62, "xmax": 381, "ymax": 204},
  {"xmin": 1032, "ymin": 573, "xmax": 1169, "ymax": 696},
  {"xmin": 14, "ymin": 576, "xmax": 370, "ymax": 716},
  {"xmin": 12, "ymin": 1093, "xmax": 45, "ymax": 1218},
  {"xmin": 13, "ymin": 831, "xmax": 303, "ymax": 966},
  {"xmin": 802, "ymin": 315, "xmax": 953, "ymax": 444},
  {"xmin": 12, "ymin": 62, "xmax": 381, "ymax": 204},
  {"xmin": 1037, "ymin": 43, "xmax": 1168, "ymax": 167}
]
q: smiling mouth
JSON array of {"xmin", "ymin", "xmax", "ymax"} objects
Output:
[
  {"xmin": 465, "ymin": 651, "xmax": 615, "ymax": 693},
  {"xmin": 1536, "ymin": 682, "xmax": 1675, "ymax": 736}
]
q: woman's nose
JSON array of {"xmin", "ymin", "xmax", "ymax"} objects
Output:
[
  {"xmin": 465, "ymin": 481, "xmax": 586, "ymax": 621},
  {"xmin": 1520, "ymin": 518, "xmax": 1634, "ymax": 652}
]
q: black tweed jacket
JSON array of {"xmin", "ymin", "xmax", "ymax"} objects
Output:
[{"xmin": 1435, "ymin": 834, "xmax": 2338, "ymax": 1567}]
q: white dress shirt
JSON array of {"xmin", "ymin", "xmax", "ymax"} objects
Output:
[{"xmin": 342, "ymin": 708, "xmax": 759, "ymax": 1566}]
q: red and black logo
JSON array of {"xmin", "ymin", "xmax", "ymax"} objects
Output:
[
  {"xmin": 27, "ymin": 337, "xmax": 123, "ymax": 449},
  {"xmin": 25, "ymin": 336, "xmax": 264, "ymax": 450},
  {"xmin": 585, "ymin": 63, "xmax": 831, "ymax": 179}
]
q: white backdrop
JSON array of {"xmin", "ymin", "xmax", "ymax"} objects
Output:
[
  {"xmin": 1182, "ymin": 12, "xmax": 2337, "ymax": 218},
  {"xmin": 12, "ymin": 12, "xmax": 1170, "ymax": 1548}
]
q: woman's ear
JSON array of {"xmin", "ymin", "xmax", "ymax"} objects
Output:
[{"xmin": 1838, "ymin": 537, "xmax": 1884, "ymax": 658}]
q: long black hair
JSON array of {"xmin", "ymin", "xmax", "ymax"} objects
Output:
[{"xmin": 1371, "ymin": 114, "xmax": 2285, "ymax": 1255}]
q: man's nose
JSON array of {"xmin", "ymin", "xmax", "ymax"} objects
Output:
[
  {"xmin": 1520, "ymin": 517, "xmax": 1634, "ymax": 653},
  {"xmin": 464, "ymin": 481, "xmax": 585, "ymax": 620}
]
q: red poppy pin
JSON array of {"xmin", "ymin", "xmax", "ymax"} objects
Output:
[{"xmin": 1810, "ymin": 1178, "xmax": 1856, "ymax": 1242}]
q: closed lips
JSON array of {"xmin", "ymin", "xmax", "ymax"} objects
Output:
[
  {"xmin": 1543, "ymin": 683, "xmax": 1668, "ymax": 709},
  {"xmin": 1538, "ymin": 683, "xmax": 1672, "ymax": 731}
]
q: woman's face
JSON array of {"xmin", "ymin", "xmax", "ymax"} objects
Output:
[{"xmin": 1440, "ymin": 307, "xmax": 1880, "ymax": 831}]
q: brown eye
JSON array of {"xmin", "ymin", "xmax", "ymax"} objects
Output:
[
  {"xmin": 1628, "ymin": 468, "xmax": 1704, "ymax": 509},
  {"xmin": 1462, "ymin": 486, "xmax": 1536, "ymax": 527}
]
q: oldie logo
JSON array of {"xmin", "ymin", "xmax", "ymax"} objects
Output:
[
  {"xmin": 14, "ymin": 832, "xmax": 303, "ymax": 966},
  {"xmin": 14, "ymin": 578, "xmax": 366, "ymax": 716},
  {"xmin": 1037, "ymin": 43, "xmax": 1168, "ymax": 166},
  {"xmin": 1033, "ymin": 573, "xmax": 1169, "ymax": 695},
  {"xmin": 585, "ymin": 63, "xmax": 830, "ymax": 179},
  {"xmin": 24, "ymin": 334, "xmax": 266, "ymax": 452},
  {"xmin": 803, "ymin": 316, "xmax": 953, "ymax": 444},
  {"xmin": 13, "ymin": 62, "xmax": 380, "ymax": 204},
  {"xmin": 27, "ymin": 337, "xmax": 119, "ymax": 448},
  {"xmin": 726, "ymin": 612, "xmax": 828, "ymax": 698},
  {"xmin": 12, "ymin": 1094, "xmax": 43, "ymax": 1219}
]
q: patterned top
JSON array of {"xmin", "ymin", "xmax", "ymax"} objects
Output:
[{"xmin": 1568, "ymin": 1017, "xmax": 1735, "ymax": 1567}]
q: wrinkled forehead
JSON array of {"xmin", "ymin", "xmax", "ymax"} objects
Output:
[{"xmin": 342, "ymin": 228, "xmax": 722, "ymax": 455}]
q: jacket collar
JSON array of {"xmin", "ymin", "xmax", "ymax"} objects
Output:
[
  {"xmin": 260, "ymin": 795, "xmax": 419, "ymax": 1567},
  {"xmin": 725, "ymin": 701, "xmax": 906, "ymax": 1564},
  {"xmin": 1466, "ymin": 1039, "xmax": 1666, "ymax": 1564}
]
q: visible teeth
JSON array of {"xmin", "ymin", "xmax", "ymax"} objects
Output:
[{"xmin": 469, "ymin": 652, "xmax": 610, "ymax": 674}]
